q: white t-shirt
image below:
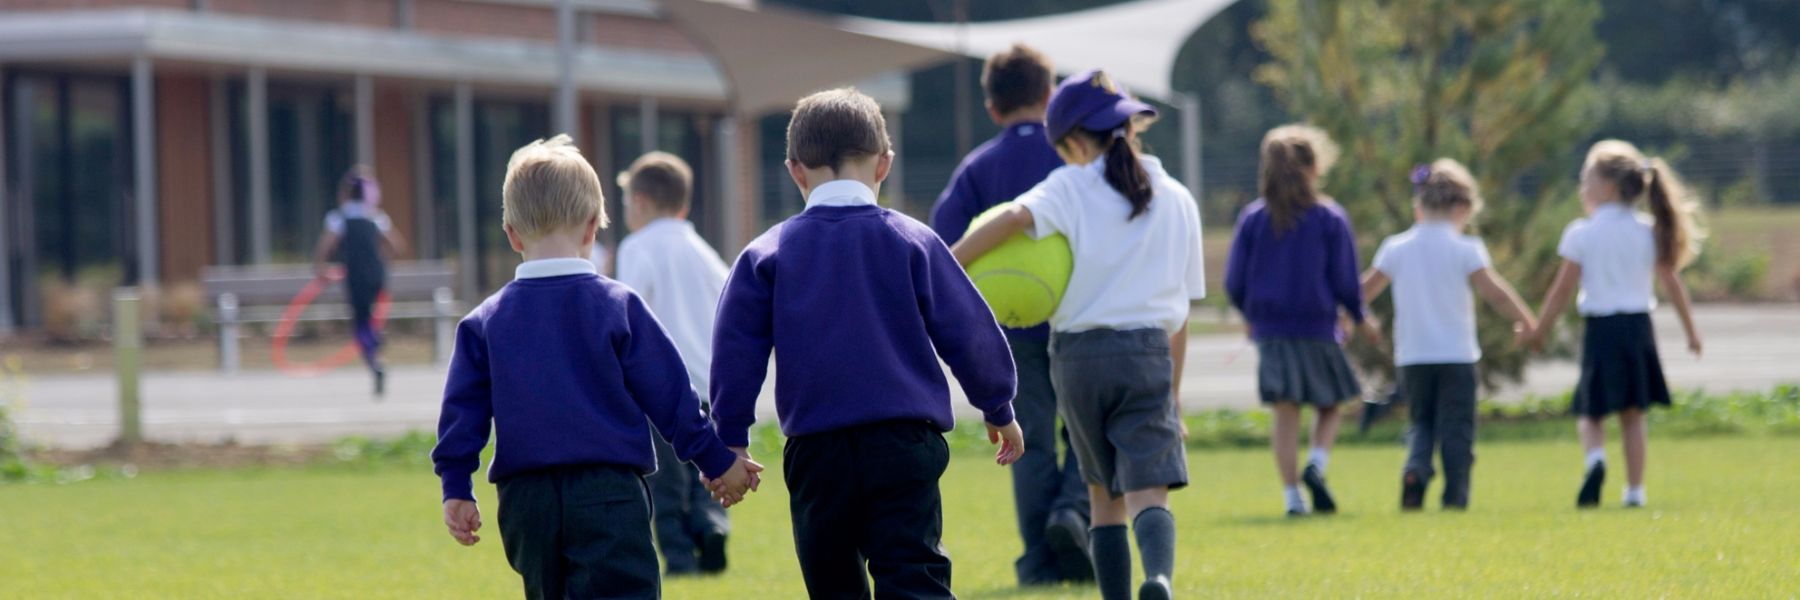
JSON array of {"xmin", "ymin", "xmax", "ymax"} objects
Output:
[
  {"xmin": 1018, "ymin": 155, "xmax": 1205, "ymax": 334},
  {"xmin": 1372, "ymin": 222, "xmax": 1491, "ymax": 366},
  {"xmin": 1557, "ymin": 202, "xmax": 1657, "ymax": 316},
  {"xmin": 614, "ymin": 217, "xmax": 729, "ymax": 393},
  {"xmin": 323, "ymin": 203, "xmax": 391, "ymax": 235}
]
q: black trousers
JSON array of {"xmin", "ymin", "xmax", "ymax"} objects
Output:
[
  {"xmin": 784, "ymin": 420, "xmax": 954, "ymax": 600},
  {"xmin": 1400, "ymin": 363, "xmax": 1478, "ymax": 507},
  {"xmin": 648, "ymin": 427, "xmax": 729, "ymax": 572},
  {"xmin": 497, "ymin": 464, "xmax": 660, "ymax": 600}
]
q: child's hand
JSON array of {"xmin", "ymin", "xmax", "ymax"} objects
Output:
[
  {"xmin": 443, "ymin": 499, "xmax": 482, "ymax": 546},
  {"xmin": 1511, "ymin": 321, "xmax": 1534, "ymax": 350},
  {"xmin": 707, "ymin": 451, "xmax": 763, "ymax": 508},
  {"xmin": 1687, "ymin": 333, "xmax": 1704, "ymax": 357},
  {"xmin": 1356, "ymin": 319, "xmax": 1383, "ymax": 346},
  {"xmin": 987, "ymin": 421, "xmax": 1025, "ymax": 466}
]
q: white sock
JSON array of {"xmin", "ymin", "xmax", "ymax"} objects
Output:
[
  {"xmin": 1624, "ymin": 486, "xmax": 1647, "ymax": 505},
  {"xmin": 1284, "ymin": 486, "xmax": 1307, "ymax": 512},
  {"xmin": 1308, "ymin": 447, "xmax": 1330, "ymax": 473},
  {"xmin": 1584, "ymin": 449, "xmax": 1606, "ymax": 469}
]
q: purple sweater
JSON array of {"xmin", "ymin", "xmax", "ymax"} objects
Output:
[
  {"xmin": 431, "ymin": 274, "xmax": 737, "ymax": 502},
  {"xmin": 710, "ymin": 204, "xmax": 1018, "ymax": 448},
  {"xmin": 1223, "ymin": 199, "xmax": 1366, "ymax": 341}
]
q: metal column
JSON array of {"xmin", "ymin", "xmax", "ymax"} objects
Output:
[
  {"xmin": 454, "ymin": 82, "xmax": 477, "ymax": 301},
  {"xmin": 131, "ymin": 56, "xmax": 158, "ymax": 287},
  {"xmin": 247, "ymin": 67, "xmax": 271, "ymax": 264},
  {"xmin": 0, "ymin": 65, "xmax": 10, "ymax": 336},
  {"xmin": 1177, "ymin": 92, "xmax": 1203, "ymax": 206},
  {"xmin": 553, "ymin": 0, "xmax": 578, "ymax": 137},
  {"xmin": 716, "ymin": 115, "xmax": 740, "ymax": 251},
  {"xmin": 885, "ymin": 110, "xmax": 903, "ymax": 211},
  {"xmin": 355, "ymin": 74, "xmax": 375, "ymax": 168},
  {"xmin": 209, "ymin": 75, "xmax": 235, "ymax": 265},
  {"xmin": 639, "ymin": 95, "xmax": 658, "ymax": 155}
]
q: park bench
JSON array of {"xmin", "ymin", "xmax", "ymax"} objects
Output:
[{"xmin": 201, "ymin": 260, "xmax": 461, "ymax": 372}]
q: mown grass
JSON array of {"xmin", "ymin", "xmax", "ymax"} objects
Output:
[{"xmin": 2, "ymin": 433, "xmax": 1797, "ymax": 598}]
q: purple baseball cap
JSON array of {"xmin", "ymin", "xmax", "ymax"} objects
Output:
[{"xmin": 1046, "ymin": 69, "xmax": 1157, "ymax": 143}]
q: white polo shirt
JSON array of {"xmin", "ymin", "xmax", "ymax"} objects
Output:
[
  {"xmin": 1018, "ymin": 155, "xmax": 1205, "ymax": 334},
  {"xmin": 615, "ymin": 218, "xmax": 730, "ymax": 393},
  {"xmin": 1557, "ymin": 202, "xmax": 1657, "ymax": 316},
  {"xmin": 1372, "ymin": 222, "xmax": 1491, "ymax": 366}
]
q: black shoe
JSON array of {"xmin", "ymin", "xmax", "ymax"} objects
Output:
[
  {"xmin": 373, "ymin": 368, "xmax": 386, "ymax": 398},
  {"xmin": 1285, "ymin": 508, "xmax": 1308, "ymax": 518},
  {"xmin": 1044, "ymin": 509, "xmax": 1095, "ymax": 582},
  {"xmin": 1577, "ymin": 462, "xmax": 1605, "ymax": 508},
  {"xmin": 697, "ymin": 530, "xmax": 728, "ymax": 574},
  {"xmin": 1302, "ymin": 463, "xmax": 1337, "ymax": 514},
  {"xmin": 1401, "ymin": 471, "xmax": 1426, "ymax": 511},
  {"xmin": 1138, "ymin": 575, "xmax": 1172, "ymax": 600}
]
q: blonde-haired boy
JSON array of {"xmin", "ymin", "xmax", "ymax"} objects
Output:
[{"xmin": 432, "ymin": 134, "xmax": 760, "ymax": 598}]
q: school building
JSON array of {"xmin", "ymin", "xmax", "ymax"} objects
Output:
[{"xmin": 0, "ymin": 0, "xmax": 932, "ymax": 334}]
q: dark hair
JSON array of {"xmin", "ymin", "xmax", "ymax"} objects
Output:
[
  {"xmin": 982, "ymin": 43, "xmax": 1054, "ymax": 116},
  {"xmin": 1063, "ymin": 123, "xmax": 1153, "ymax": 219},
  {"xmin": 1258, "ymin": 124, "xmax": 1338, "ymax": 232},
  {"xmin": 1585, "ymin": 140, "xmax": 1701, "ymax": 269},
  {"xmin": 339, "ymin": 164, "xmax": 375, "ymax": 203},
  {"xmin": 786, "ymin": 88, "xmax": 891, "ymax": 173},
  {"xmin": 621, "ymin": 151, "xmax": 693, "ymax": 214}
]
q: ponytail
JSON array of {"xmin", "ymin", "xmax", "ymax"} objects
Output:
[
  {"xmin": 1101, "ymin": 128, "xmax": 1154, "ymax": 219},
  {"xmin": 1644, "ymin": 158, "xmax": 1698, "ymax": 270}
]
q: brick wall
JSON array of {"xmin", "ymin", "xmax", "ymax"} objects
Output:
[
  {"xmin": 155, "ymin": 73, "xmax": 213, "ymax": 283},
  {"xmin": 413, "ymin": 0, "xmax": 555, "ymax": 41},
  {"xmin": 0, "ymin": 0, "xmax": 185, "ymax": 9},
  {"xmin": 372, "ymin": 83, "xmax": 415, "ymax": 259},
  {"xmin": 208, "ymin": 0, "xmax": 398, "ymax": 27}
]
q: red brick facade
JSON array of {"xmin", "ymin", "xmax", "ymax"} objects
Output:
[{"xmin": 155, "ymin": 73, "xmax": 214, "ymax": 283}]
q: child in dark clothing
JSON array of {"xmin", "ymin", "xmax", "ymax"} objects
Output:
[{"xmin": 312, "ymin": 166, "xmax": 405, "ymax": 396}]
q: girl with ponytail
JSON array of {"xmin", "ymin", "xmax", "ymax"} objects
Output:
[
  {"xmin": 952, "ymin": 69, "xmax": 1205, "ymax": 600},
  {"xmin": 312, "ymin": 165, "xmax": 407, "ymax": 396},
  {"xmin": 1522, "ymin": 139, "xmax": 1704, "ymax": 509}
]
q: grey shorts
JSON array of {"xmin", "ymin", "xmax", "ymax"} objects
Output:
[{"xmin": 1048, "ymin": 328, "xmax": 1188, "ymax": 497}]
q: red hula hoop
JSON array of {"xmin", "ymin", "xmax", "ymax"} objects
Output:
[{"xmin": 271, "ymin": 277, "xmax": 391, "ymax": 377}]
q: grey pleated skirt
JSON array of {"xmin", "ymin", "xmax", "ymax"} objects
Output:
[{"xmin": 1256, "ymin": 337, "xmax": 1362, "ymax": 407}]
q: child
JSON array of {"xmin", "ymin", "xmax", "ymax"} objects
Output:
[
  {"xmin": 311, "ymin": 166, "xmax": 405, "ymax": 396},
  {"xmin": 613, "ymin": 151, "xmax": 734, "ymax": 575},
  {"xmin": 431, "ymin": 135, "xmax": 759, "ymax": 599},
  {"xmin": 953, "ymin": 69, "xmax": 1205, "ymax": 600},
  {"xmin": 1360, "ymin": 159, "xmax": 1536, "ymax": 510},
  {"xmin": 709, "ymin": 88, "xmax": 1024, "ymax": 599},
  {"xmin": 1224, "ymin": 124, "xmax": 1376, "ymax": 517},
  {"xmin": 928, "ymin": 43, "xmax": 1093, "ymax": 586},
  {"xmin": 1522, "ymin": 140, "xmax": 1703, "ymax": 509}
]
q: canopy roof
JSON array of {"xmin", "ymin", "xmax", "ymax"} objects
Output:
[{"xmin": 839, "ymin": 0, "xmax": 1238, "ymax": 101}]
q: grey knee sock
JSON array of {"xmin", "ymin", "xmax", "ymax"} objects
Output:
[
  {"xmin": 1133, "ymin": 507, "xmax": 1176, "ymax": 583},
  {"xmin": 1090, "ymin": 525, "xmax": 1132, "ymax": 600}
]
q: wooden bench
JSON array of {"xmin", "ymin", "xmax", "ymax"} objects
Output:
[{"xmin": 201, "ymin": 260, "xmax": 462, "ymax": 372}]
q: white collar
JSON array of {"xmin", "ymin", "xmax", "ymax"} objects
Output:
[
  {"xmin": 1415, "ymin": 220, "xmax": 1461, "ymax": 234},
  {"xmin": 1594, "ymin": 202, "xmax": 1632, "ymax": 218},
  {"xmin": 805, "ymin": 180, "xmax": 879, "ymax": 208},
  {"xmin": 514, "ymin": 257, "xmax": 597, "ymax": 280},
  {"xmin": 637, "ymin": 217, "xmax": 692, "ymax": 235}
]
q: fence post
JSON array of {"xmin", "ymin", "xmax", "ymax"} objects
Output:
[
  {"xmin": 114, "ymin": 288, "xmax": 143, "ymax": 449},
  {"xmin": 433, "ymin": 286, "xmax": 455, "ymax": 365},
  {"xmin": 218, "ymin": 292, "xmax": 240, "ymax": 373}
]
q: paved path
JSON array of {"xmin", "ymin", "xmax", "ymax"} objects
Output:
[{"xmin": 11, "ymin": 304, "xmax": 1797, "ymax": 450}]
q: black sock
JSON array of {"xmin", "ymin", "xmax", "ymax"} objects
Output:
[
  {"xmin": 1133, "ymin": 507, "xmax": 1176, "ymax": 583},
  {"xmin": 1089, "ymin": 525, "xmax": 1132, "ymax": 600}
]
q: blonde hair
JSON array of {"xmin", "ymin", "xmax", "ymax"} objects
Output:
[
  {"xmin": 1414, "ymin": 158, "xmax": 1483, "ymax": 216},
  {"xmin": 1259, "ymin": 124, "xmax": 1339, "ymax": 232},
  {"xmin": 1585, "ymin": 139, "xmax": 1703, "ymax": 269},
  {"xmin": 502, "ymin": 134, "xmax": 606, "ymax": 239}
]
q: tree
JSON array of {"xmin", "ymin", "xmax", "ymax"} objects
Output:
[{"xmin": 1253, "ymin": 0, "xmax": 1607, "ymax": 387}]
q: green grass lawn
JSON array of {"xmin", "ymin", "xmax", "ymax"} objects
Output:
[{"xmin": 3, "ymin": 436, "xmax": 1797, "ymax": 598}]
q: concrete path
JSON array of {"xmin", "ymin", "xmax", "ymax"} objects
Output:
[{"xmin": 10, "ymin": 304, "xmax": 1796, "ymax": 450}]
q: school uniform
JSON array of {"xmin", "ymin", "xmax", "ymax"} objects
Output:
[
  {"xmin": 1224, "ymin": 200, "xmax": 1366, "ymax": 407},
  {"xmin": 1016, "ymin": 155, "xmax": 1204, "ymax": 497},
  {"xmin": 324, "ymin": 203, "xmax": 389, "ymax": 368},
  {"xmin": 1371, "ymin": 222, "xmax": 1491, "ymax": 506},
  {"xmin": 432, "ymin": 258, "xmax": 737, "ymax": 600},
  {"xmin": 930, "ymin": 121, "xmax": 1090, "ymax": 585},
  {"xmin": 711, "ymin": 180, "xmax": 1017, "ymax": 600},
  {"xmin": 615, "ymin": 217, "xmax": 733, "ymax": 574},
  {"xmin": 1557, "ymin": 203, "xmax": 1671, "ymax": 417}
]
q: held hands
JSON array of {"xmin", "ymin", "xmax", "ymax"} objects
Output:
[
  {"xmin": 987, "ymin": 421, "xmax": 1025, "ymax": 466},
  {"xmin": 702, "ymin": 448, "xmax": 764, "ymax": 508},
  {"xmin": 1355, "ymin": 318, "xmax": 1384, "ymax": 346},
  {"xmin": 443, "ymin": 499, "xmax": 482, "ymax": 546}
]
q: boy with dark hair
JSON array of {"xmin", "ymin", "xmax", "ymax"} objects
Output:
[
  {"xmin": 432, "ymin": 135, "xmax": 759, "ymax": 599},
  {"xmin": 614, "ymin": 150, "xmax": 736, "ymax": 575},
  {"xmin": 930, "ymin": 43, "xmax": 1094, "ymax": 586},
  {"xmin": 710, "ymin": 88, "xmax": 1024, "ymax": 599}
]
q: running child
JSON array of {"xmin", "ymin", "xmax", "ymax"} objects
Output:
[
  {"xmin": 709, "ymin": 88, "xmax": 1024, "ymax": 599},
  {"xmin": 1360, "ymin": 159, "xmax": 1536, "ymax": 510},
  {"xmin": 929, "ymin": 43, "xmax": 1094, "ymax": 586},
  {"xmin": 311, "ymin": 166, "xmax": 405, "ymax": 396},
  {"xmin": 1521, "ymin": 139, "xmax": 1703, "ymax": 509},
  {"xmin": 431, "ymin": 135, "xmax": 760, "ymax": 599},
  {"xmin": 1224, "ymin": 124, "xmax": 1377, "ymax": 517},
  {"xmin": 954, "ymin": 69, "xmax": 1205, "ymax": 600},
  {"xmin": 613, "ymin": 151, "xmax": 735, "ymax": 576}
]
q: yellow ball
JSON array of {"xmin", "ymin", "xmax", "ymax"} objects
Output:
[{"xmin": 964, "ymin": 204, "xmax": 1073, "ymax": 328}]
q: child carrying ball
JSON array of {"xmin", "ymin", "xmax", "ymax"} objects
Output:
[
  {"xmin": 1360, "ymin": 159, "xmax": 1536, "ymax": 510},
  {"xmin": 709, "ymin": 88, "xmax": 1023, "ymax": 599},
  {"xmin": 954, "ymin": 69, "xmax": 1205, "ymax": 600},
  {"xmin": 1224, "ymin": 124, "xmax": 1377, "ymax": 517},
  {"xmin": 1521, "ymin": 140, "xmax": 1704, "ymax": 509},
  {"xmin": 430, "ymin": 135, "xmax": 759, "ymax": 599}
]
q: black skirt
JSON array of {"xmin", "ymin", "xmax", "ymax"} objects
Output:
[{"xmin": 1573, "ymin": 313, "xmax": 1672, "ymax": 418}]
